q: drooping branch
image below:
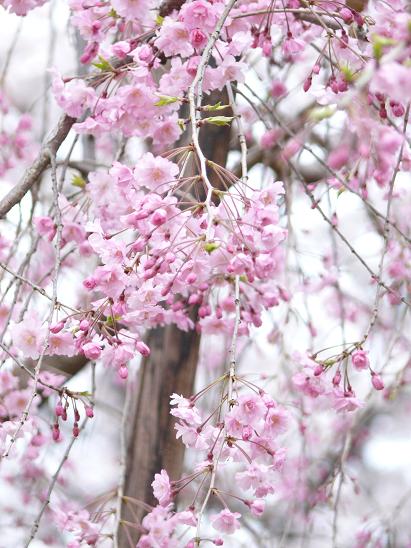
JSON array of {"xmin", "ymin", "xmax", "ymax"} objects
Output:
[{"xmin": 0, "ymin": 114, "xmax": 75, "ymax": 219}]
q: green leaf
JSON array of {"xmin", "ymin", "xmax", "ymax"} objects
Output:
[
  {"xmin": 371, "ymin": 34, "xmax": 396, "ymax": 60},
  {"xmin": 308, "ymin": 105, "xmax": 336, "ymax": 122},
  {"xmin": 203, "ymin": 116, "xmax": 234, "ymax": 126},
  {"xmin": 71, "ymin": 175, "xmax": 86, "ymax": 188},
  {"xmin": 154, "ymin": 95, "xmax": 180, "ymax": 107},
  {"xmin": 204, "ymin": 242, "xmax": 220, "ymax": 253},
  {"xmin": 106, "ymin": 314, "xmax": 122, "ymax": 326},
  {"xmin": 92, "ymin": 56, "xmax": 113, "ymax": 72},
  {"xmin": 156, "ymin": 14, "xmax": 164, "ymax": 25},
  {"xmin": 202, "ymin": 102, "xmax": 230, "ymax": 112},
  {"xmin": 340, "ymin": 64, "xmax": 355, "ymax": 83}
]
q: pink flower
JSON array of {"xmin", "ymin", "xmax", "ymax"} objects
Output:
[
  {"xmin": 211, "ymin": 509, "xmax": 241, "ymax": 534},
  {"xmin": 13, "ymin": 318, "xmax": 46, "ymax": 359},
  {"xmin": 135, "ymin": 152, "xmax": 179, "ymax": 192},
  {"xmin": 0, "ymin": 371, "xmax": 18, "ymax": 394},
  {"xmin": 34, "ymin": 216, "xmax": 56, "ymax": 241},
  {"xmin": 292, "ymin": 366, "xmax": 325, "ymax": 398},
  {"xmin": 155, "ymin": 20, "xmax": 194, "ymax": 58},
  {"xmin": 152, "ymin": 469, "xmax": 172, "ymax": 506},
  {"xmin": 248, "ymin": 499, "xmax": 265, "ymax": 516},
  {"xmin": 190, "ymin": 28, "xmax": 207, "ymax": 50},
  {"xmin": 52, "ymin": 71, "xmax": 95, "ymax": 118},
  {"xmin": 263, "ymin": 406, "xmax": 288, "ymax": 436},
  {"xmin": 94, "ymin": 264, "xmax": 128, "ymax": 299},
  {"xmin": 180, "ymin": 0, "xmax": 218, "ymax": 32},
  {"xmin": 234, "ymin": 394, "xmax": 266, "ymax": 428},
  {"xmin": 47, "ymin": 332, "xmax": 75, "ymax": 356},
  {"xmin": 371, "ymin": 62, "xmax": 411, "ymax": 104},
  {"xmin": 3, "ymin": 388, "xmax": 33, "ymax": 417},
  {"xmin": 352, "ymin": 350, "xmax": 369, "ymax": 371},
  {"xmin": 282, "ymin": 37, "xmax": 305, "ymax": 59},
  {"xmin": 82, "ymin": 342, "xmax": 102, "ymax": 360},
  {"xmin": 111, "ymin": 0, "xmax": 151, "ymax": 20},
  {"xmin": 332, "ymin": 388, "xmax": 363, "ymax": 413}
]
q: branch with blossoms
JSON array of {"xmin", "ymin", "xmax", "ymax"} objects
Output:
[{"xmin": 1, "ymin": 0, "xmax": 411, "ymax": 546}]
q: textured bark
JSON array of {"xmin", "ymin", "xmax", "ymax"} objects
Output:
[
  {"xmin": 120, "ymin": 324, "xmax": 201, "ymax": 528},
  {"xmin": 119, "ymin": 91, "xmax": 231, "ymax": 546}
]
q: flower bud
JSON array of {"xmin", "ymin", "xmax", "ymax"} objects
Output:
[
  {"xmin": 50, "ymin": 321, "xmax": 65, "ymax": 334},
  {"xmin": 79, "ymin": 319, "xmax": 90, "ymax": 331},
  {"xmin": 136, "ymin": 340, "xmax": 150, "ymax": 357},
  {"xmin": 332, "ymin": 370, "xmax": 341, "ymax": 386},
  {"xmin": 151, "ymin": 208, "xmax": 167, "ymax": 226},
  {"xmin": 371, "ymin": 372, "xmax": 384, "ymax": 391},
  {"xmin": 85, "ymin": 406, "xmax": 94, "ymax": 418},
  {"xmin": 119, "ymin": 365, "xmax": 128, "ymax": 379}
]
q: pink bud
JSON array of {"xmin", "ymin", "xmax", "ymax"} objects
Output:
[
  {"xmin": 136, "ymin": 340, "xmax": 150, "ymax": 357},
  {"xmin": 271, "ymin": 80, "xmax": 287, "ymax": 98},
  {"xmin": 340, "ymin": 7, "xmax": 353, "ymax": 23},
  {"xmin": 73, "ymin": 423, "xmax": 80, "ymax": 438},
  {"xmin": 79, "ymin": 319, "xmax": 90, "ymax": 331},
  {"xmin": 303, "ymin": 77, "xmax": 312, "ymax": 92},
  {"xmin": 392, "ymin": 103, "xmax": 405, "ymax": 117},
  {"xmin": 165, "ymin": 252, "xmax": 176, "ymax": 263},
  {"xmin": 190, "ymin": 28, "xmax": 207, "ymax": 49},
  {"xmin": 85, "ymin": 406, "xmax": 94, "ymax": 418},
  {"xmin": 17, "ymin": 114, "xmax": 32, "ymax": 131},
  {"xmin": 330, "ymin": 79, "xmax": 339, "ymax": 94},
  {"xmin": 249, "ymin": 499, "xmax": 265, "ymax": 516},
  {"xmin": 151, "ymin": 208, "xmax": 167, "ymax": 226},
  {"xmin": 186, "ymin": 272, "xmax": 197, "ymax": 284},
  {"xmin": 52, "ymin": 425, "xmax": 60, "ymax": 442},
  {"xmin": 337, "ymin": 79, "xmax": 348, "ymax": 92},
  {"xmin": 31, "ymin": 433, "xmax": 45, "ymax": 447},
  {"xmin": 188, "ymin": 294, "xmax": 201, "ymax": 305},
  {"xmin": 371, "ymin": 372, "xmax": 384, "ymax": 391},
  {"xmin": 132, "ymin": 239, "xmax": 146, "ymax": 252},
  {"xmin": 50, "ymin": 321, "xmax": 65, "ymax": 334},
  {"xmin": 83, "ymin": 277, "xmax": 97, "ymax": 290},
  {"xmin": 161, "ymin": 283, "xmax": 172, "ymax": 297},
  {"xmin": 144, "ymin": 258, "xmax": 156, "ymax": 270},
  {"xmin": 213, "ymin": 540, "xmax": 224, "ymax": 546},
  {"xmin": 118, "ymin": 365, "xmax": 128, "ymax": 379},
  {"xmin": 314, "ymin": 365, "xmax": 324, "ymax": 376},
  {"xmin": 262, "ymin": 38, "xmax": 272, "ymax": 57},
  {"xmin": 242, "ymin": 425, "xmax": 253, "ymax": 441},
  {"xmin": 332, "ymin": 370, "xmax": 341, "ymax": 386},
  {"xmin": 55, "ymin": 401, "xmax": 64, "ymax": 416},
  {"xmin": 352, "ymin": 350, "xmax": 369, "ymax": 371}
]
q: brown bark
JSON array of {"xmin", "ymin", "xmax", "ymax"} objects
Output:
[{"xmin": 119, "ymin": 324, "xmax": 200, "ymax": 525}]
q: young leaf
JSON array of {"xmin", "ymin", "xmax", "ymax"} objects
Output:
[
  {"xmin": 154, "ymin": 95, "xmax": 180, "ymax": 107},
  {"xmin": 203, "ymin": 116, "xmax": 234, "ymax": 126}
]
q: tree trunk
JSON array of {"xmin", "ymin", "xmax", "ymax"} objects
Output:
[{"xmin": 118, "ymin": 90, "xmax": 231, "ymax": 546}]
